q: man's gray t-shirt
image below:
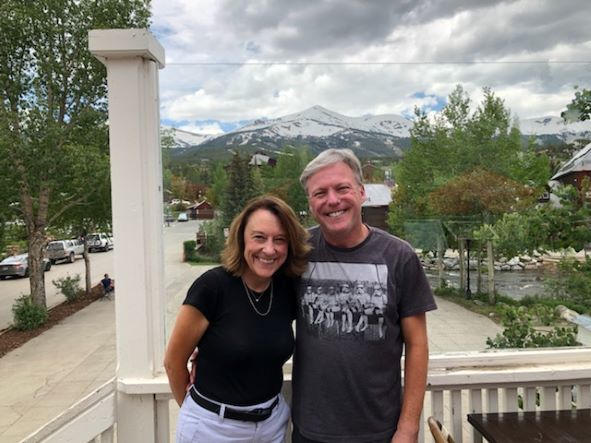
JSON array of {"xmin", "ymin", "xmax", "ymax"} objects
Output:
[{"xmin": 292, "ymin": 226, "xmax": 437, "ymax": 442}]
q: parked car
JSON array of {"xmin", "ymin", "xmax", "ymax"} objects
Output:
[
  {"xmin": 177, "ymin": 212, "xmax": 189, "ymax": 222},
  {"xmin": 47, "ymin": 239, "xmax": 85, "ymax": 264},
  {"xmin": 87, "ymin": 233, "xmax": 114, "ymax": 252},
  {"xmin": 0, "ymin": 253, "xmax": 51, "ymax": 279}
]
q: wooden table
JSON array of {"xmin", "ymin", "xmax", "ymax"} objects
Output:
[{"xmin": 467, "ymin": 409, "xmax": 591, "ymax": 442}]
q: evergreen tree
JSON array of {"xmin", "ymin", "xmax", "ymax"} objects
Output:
[{"xmin": 220, "ymin": 153, "xmax": 260, "ymax": 226}]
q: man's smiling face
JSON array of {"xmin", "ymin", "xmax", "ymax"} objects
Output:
[{"xmin": 306, "ymin": 161, "xmax": 366, "ymax": 248}]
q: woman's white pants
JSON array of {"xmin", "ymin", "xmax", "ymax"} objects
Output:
[{"xmin": 176, "ymin": 392, "xmax": 289, "ymax": 443}]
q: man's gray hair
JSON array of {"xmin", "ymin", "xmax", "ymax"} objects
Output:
[{"xmin": 299, "ymin": 149, "xmax": 363, "ymax": 192}]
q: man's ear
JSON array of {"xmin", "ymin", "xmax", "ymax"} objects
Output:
[{"xmin": 360, "ymin": 184, "xmax": 367, "ymax": 203}]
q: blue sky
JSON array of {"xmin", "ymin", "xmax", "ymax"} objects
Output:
[{"xmin": 151, "ymin": 0, "xmax": 591, "ymax": 135}]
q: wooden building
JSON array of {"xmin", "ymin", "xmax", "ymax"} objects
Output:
[
  {"xmin": 551, "ymin": 142, "xmax": 591, "ymax": 192},
  {"xmin": 361, "ymin": 183, "xmax": 393, "ymax": 231},
  {"xmin": 187, "ymin": 200, "xmax": 214, "ymax": 220}
]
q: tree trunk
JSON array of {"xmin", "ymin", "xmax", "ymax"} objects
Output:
[
  {"xmin": 19, "ymin": 178, "xmax": 50, "ymax": 308},
  {"xmin": 83, "ymin": 239, "xmax": 92, "ymax": 295},
  {"xmin": 476, "ymin": 243, "xmax": 482, "ymax": 294},
  {"xmin": 458, "ymin": 239, "xmax": 465, "ymax": 292},
  {"xmin": 437, "ymin": 237, "xmax": 445, "ymax": 288},
  {"xmin": 28, "ymin": 229, "xmax": 47, "ymax": 308},
  {"xmin": 487, "ymin": 240, "xmax": 496, "ymax": 304}
]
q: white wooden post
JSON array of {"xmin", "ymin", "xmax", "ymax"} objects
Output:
[{"xmin": 89, "ymin": 29, "xmax": 166, "ymax": 443}]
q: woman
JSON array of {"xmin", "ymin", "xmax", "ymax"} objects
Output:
[{"xmin": 164, "ymin": 195, "xmax": 310, "ymax": 443}]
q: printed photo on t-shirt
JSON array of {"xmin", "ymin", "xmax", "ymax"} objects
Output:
[{"xmin": 299, "ymin": 261, "xmax": 388, "ymax": 341}]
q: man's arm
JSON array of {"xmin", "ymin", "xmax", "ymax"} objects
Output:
[{"xmin": 392, "ymin": 313, "xmax": 429, "ymax": 443}]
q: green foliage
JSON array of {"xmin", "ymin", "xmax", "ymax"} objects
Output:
[
  {"xmin": 53, "ymin": 274, "xmax": 82, "ymax": 302},
  {"xmin": 433, "ymin": 285, "xmax": 457, "ymax": 298},
  {"xmin": 486, "ymin": 305, "xmax": 579, "ymax": 349},
  {"xmin": 183, "ymin": 240, "xmax": 198, "ymax": 262},
  {"xmin": 12, "ymin": 295, "xmax": 48, "ymax": 331},
  {"xmin": 183, "ymin": 220, "xmax": 225, "ymax": 263},
  {"xmin": 207, "ymin": 161, "xmax": 228, "ymax": 206},
  {"xmin": 544, "ymin": 257, "xmax": 591, "ymax": 314},
  {"xmin": 393, "ymin": 85, "xmax": 548, "ymax": 228},
  {"xmin": 428, "ymin": 168, "xmax": 535, "ymax": 218},
  {"xmin": 0, "ymin": 0, "xmax": 151, "ymax": 307},
  {"xmin": 562, "ymin": 87, "xmax": 591, "ymax": 122},
  {"xmin": 484, "ymin": 184, "xmax": 591, "ymax": 259},
  {"xmin": 220, "ymin": 153, "xmax": 261, "ymax": 226},
  {"xmin": 264, "ymin": 146, "xmax": 312, "ymax": 217},
  {"xmin": 200, "ymin": 219, "xmax": 226, "ymax": 260}
]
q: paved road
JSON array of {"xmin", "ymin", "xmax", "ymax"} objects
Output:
[
  {"xmin": 0, "ymin": 219, "xmax": 206, "ymax": 332},
  {"xmin": 0, "ymin": 250, "xmax": 115, "ymax": 331}
]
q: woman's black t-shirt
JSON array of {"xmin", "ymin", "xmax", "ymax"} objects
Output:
[{"xmin": 183, "ymin": 266, "xmax": 296, "ymax": 406}]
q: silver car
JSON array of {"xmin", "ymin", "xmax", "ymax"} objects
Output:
[{"xmin": 0, "ymin": 254, "xmax": 52, "ymax": 280}]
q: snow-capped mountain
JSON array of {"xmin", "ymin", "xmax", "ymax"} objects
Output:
[
  {"xmin": 519, "ymin": 116, "xmax": 591, "ymax": 144},
  {"xmin": 231, "ymin": 105, "xmax": 412, "ymax": 138},
  {"xmin": 188, "ymin": 105, "xmax": 413, "ymax": 158},
  {"xmin": 167, "ymin": 106, "xmax": 591, "ymax": 160},
  {"xmin": 164, "ymin": 126, "xmax": 212, "ymax": 148}
]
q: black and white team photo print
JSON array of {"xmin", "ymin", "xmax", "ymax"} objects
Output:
[{"xmin": 300, "ymin": 261, "xmax": 389, "ymax": 341}]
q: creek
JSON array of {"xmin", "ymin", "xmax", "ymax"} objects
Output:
[{"xmin": 425, "ymin": 269, "xmax": 547, "ymax": 300}]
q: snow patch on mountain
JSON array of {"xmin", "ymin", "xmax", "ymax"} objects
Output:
[
  {"xmin": 228, "ymin": 105, "xmax": 412, "ymax": 139},
  {"xmin": 163, "ymin": 126, "xmax": 212, "ymax": 148},
  {"xmin": 519, "ymin": 116, "xmax": 591, "ymax": 143}
]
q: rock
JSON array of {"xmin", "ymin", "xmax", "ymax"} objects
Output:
[
  {"xmin": 507, "ymin": 257, "xmax": 520, "ymax": 266},
  {"xmin": 555, "ymin": 305, "xmax": 579, "ymax": 322}
]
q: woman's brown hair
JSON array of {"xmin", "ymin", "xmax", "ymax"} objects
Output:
[{"xmin": 221, "ymin": 195, "xmax": 310, "ymax": 277}]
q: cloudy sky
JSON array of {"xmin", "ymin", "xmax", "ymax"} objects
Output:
[{"xmin": 150, "ymin": 0, "xmax": 591, "ymax": 135}]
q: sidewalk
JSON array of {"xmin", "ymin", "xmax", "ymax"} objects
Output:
[{"xmin": 1, "ymin": 290, "xmax": 588, "ymax": 442}]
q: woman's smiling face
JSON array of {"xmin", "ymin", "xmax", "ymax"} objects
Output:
[{"xmin": 242, "ymin": 209, "xmax": 288, "ymax": 289}]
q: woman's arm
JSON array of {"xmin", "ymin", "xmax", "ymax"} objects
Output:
[{"xmin": 164, "ymin": 305, "xmax": 210, "ymax": 406}]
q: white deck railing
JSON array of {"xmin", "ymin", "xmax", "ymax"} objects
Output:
[{"xmin": 22, "ymin": 348, "xmax": 591, "ymax": 443}]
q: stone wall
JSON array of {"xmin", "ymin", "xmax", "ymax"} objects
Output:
[{"xmin": 420, "ymin": 251, "xmax": 546, "ymax": 272}]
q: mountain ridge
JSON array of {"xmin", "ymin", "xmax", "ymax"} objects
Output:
[{"xmin": 168, "ymin": 106, "xmax": 591, "ymax": 160}]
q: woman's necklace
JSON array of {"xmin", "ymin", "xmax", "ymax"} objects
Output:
[{"xmin": 241, "ymin": 278, "xmax": 273, "ymax": 316}]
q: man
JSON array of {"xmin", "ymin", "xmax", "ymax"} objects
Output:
[
  {"xmin": 101, "ymin": 273, "xmax": 114, "ymax": 296},
  {"xmin": 292, "ymin": 149, "xmax": 437, "ymax": 443}
]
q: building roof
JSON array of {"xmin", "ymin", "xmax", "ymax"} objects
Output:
[
  {"xmin": 187, "ymin": 200, "xmax": 212, "ymax": 209},
  {"xmin": 362, "ymin": 184, "xmax": 392, "ymax": 207},
  {"xmin": 551, "ymin": 142, "xmax": 591, "ymax": 181},
  {"xmin": 249, "ymin": 153, "xmax": 271, "ymax": 166}
]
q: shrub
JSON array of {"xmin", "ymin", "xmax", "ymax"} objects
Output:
[
  {"xmin": 12, "ymin": 295, "xmax": 48, "ymax": 331},
  {"xmin": 486, "ymin": 305, "xmax": 579, "ymax": 349},
  {"xmin": 53, "ymin": 274, "xmax": 82, "ymax": 302},
  {"xmin": 200, "ymin": 219, "xmax": 226, "ymax": 260},
  {"xmin": 544, "ymin": 257, "xmax": 591, "ymax": 314},
  {"xmin": 433, "ymin": 285, "xmax": 457, "ymax": 298},
  {"xmin": 183, "ymin": 240, "xmax": 197, "ymax": 262}
]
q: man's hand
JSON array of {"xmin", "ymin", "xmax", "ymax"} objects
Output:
[{"xmin": 391, "ymin": 427, "xmax": 418, "ymax": 443}]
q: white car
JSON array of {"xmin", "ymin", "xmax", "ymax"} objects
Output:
[
  {"xmin": 87, "ymin": 233, "xmax": 114, "ymax": 252},
  {"xmin": 177, "ymin": 212, "xmax": 189, "ymax": 222},
  {"xmin": 47, "ymin": 239, "xmax": 85, "ymax": 264}
]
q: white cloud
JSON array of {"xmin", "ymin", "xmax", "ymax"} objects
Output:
[
  {"xmin": 152, "ymin": 0, "xmax": 591, "ymax": 129},
  {"xmin": 179, "ymin": 122, "xmax": 224, "ymax": 135}
]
